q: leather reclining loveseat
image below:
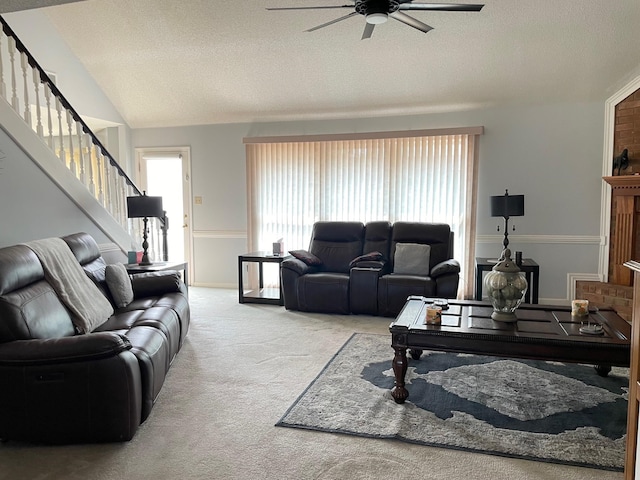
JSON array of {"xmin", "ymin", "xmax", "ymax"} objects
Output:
[
  {"xmin": 280, "ymin": 221, "xmax": 460, "ymax": 317},
  {"xmin": 0, "ymin": 232, "xmax": 189, "ymax": 444}
]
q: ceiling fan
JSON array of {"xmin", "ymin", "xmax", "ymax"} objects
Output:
[{"xmin": 266, "ymin": 1, "xmax": 484, "ymax": 39}]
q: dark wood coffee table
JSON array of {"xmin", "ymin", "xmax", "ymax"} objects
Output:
[{"xmin": 389, "ymin": 296, "xmax": 631, "ymax": 404}]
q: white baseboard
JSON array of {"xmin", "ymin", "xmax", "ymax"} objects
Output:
[{"xmin": 191, "ymin": 282, "xmax": 236, "ymax": 289}]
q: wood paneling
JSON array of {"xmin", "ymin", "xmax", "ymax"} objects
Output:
[{"xmin": 624, "ymin": 260, "xmax": 640, "ymax": 479}]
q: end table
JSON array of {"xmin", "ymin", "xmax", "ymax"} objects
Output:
[{"xmin": 238, "ymin": 252, "xmax": 288, "ymax": 305}]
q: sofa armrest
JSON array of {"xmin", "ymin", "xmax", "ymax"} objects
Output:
[
  {"xmin": 130, "ymin": 271, "xmax": 183, "ymax": 298},
  {"xmin": 430, "ymin": 259, "xmax": 460, "ymax": 278},
  {"xmin": 0, "ymin": 333, "xmax": 141, "ymax": 443},
  {"xmin": 0, "ymin": 332, "xmax": 131, "ymax": 366},
  {"xmin": 350, "ymin": 259, "xmax": 389, "ymax": 272},
  {"xmin": 280, "ymin": 258, "xmax": 320, "ymax": 311},
  {"xmin": 350, "ymin": 266, "xmax": 385, "ymax": 315},
  {"xmin": 280, "ymin": 257, "xmax": 319, "ymax": 276}
]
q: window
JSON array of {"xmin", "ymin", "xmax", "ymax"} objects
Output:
[{"xmin": 245, "ymin": 127, "xmax": 482, "ymax": 297}]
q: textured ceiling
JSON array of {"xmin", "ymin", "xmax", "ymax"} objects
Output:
[{"xmin": 4, "ymin": 0, "xmax": 640, "ymax": 128}]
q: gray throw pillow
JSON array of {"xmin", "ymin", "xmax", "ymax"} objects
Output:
[
  {"xmin": 105, "ymin": 263, "xmax": 134, "ymax": 308},
  {"xmin": 393, "ymin": 243, "xmax": 431, "ymax": 275}
]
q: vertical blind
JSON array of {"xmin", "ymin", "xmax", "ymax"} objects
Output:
[{"xmin": 245, "ymin": 128, "xmax": 482, "ymax": 298}]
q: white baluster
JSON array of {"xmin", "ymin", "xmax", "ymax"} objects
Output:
[
  {"xmin": 66, "ymin": 110, "xmax": 76, "ymax": 177},
  {"xmin": 114, "ymin": 171, "xmax": 122, "ymax": 222},
  {"xmin": 20, "ymin": 52, "xmax": 30, "ymax": 125},
  {"xmin": 104, "ymin": 156, "xmax": 113, "ymax": 212},
  {"xmin": 32, "ymin": 69, "xmax": 43, "ymax": 137},
  {"xmin": 117, "ymin": 174, "xmax": 126, "ymax": 226},
  {"xmin": 75, "ymin": 121, "xmax": 86, "ymax": 185},
  {"xmin": 8, "ymin": 37, "xmax": 18, "ymax": 112},
  {"xmin": 85, "ymin": 133, "xmax": 96, "ymax": 197},
  {"xmin": 0, "ymin": 34, "xmax": 6, "ymax": 99},
  {"xmin": 95, "ymin": 146, "xmax": 104, "ymax": 205},
  {"xmin": 93, "ymin": 146, "xmax": 105, "ymax": 206},
  {"xmin": 44, "ymin": 83, "xmax": 54, "ymax": 148},
  {"xmin": 55, "ymin": 96, "xmax": 65, "ymax": 165}
]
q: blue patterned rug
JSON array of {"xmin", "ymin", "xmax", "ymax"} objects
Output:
[{"xmin": 276, "ymin": 333, "xmax": 628, "ymax": 471}]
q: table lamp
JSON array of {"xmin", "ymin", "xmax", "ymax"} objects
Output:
[
  {"xmin": 486, "ymin": 189, "xmax": 527, "ymax": 321},
  {"xmin": 127, "ymin": 192, "xmax": 163, "ymax": 265},
  {"xmin": 490, "ymin": 189, "xmax": 524, "ymax": 251}
]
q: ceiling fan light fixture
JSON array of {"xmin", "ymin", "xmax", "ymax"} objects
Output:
[{"xmin": 366, "ymin": 13, "xmax": 388, "ymax": 25}]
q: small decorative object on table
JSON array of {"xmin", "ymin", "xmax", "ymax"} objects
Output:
[
  {"xmin": 433, "ymin": 298, "xmax": 449, "ymax": 310},
  {"xmin": 483, "ymin": 248, "xmax": 528, "ymax": 322},
  {"xmin": 515, "ymin": 250, "xmax": 523, "ymax": 266},
  {"xmin": 573, "ymin": 299, "xmax": 604, "ymax": 335},
  {"xmin": 272, "ymin": 238, "xmax": 284, "ymax": 256},
  {"xmin": 571, "ymin": 299, "xmax": 589, "ymax": 317},
  {"xmin": 424, "ymin": 305, "xmax": 442, "ymax": 325}
]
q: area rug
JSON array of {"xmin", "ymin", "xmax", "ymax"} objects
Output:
[{"xmin": 276, "ymin": 333, "xmax": 628, "ymax": 471}]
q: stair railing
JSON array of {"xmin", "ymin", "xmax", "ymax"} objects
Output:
[{"xmin": 0, "ymin": 16, "xmax": 165, "ymax": 261}]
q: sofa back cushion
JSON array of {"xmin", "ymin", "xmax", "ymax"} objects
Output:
[
  {"xmin": 63, "ymin": 232, "xmax": 102, "ymax": 266},
  {"xmin": 309, "ymin": 222, "xmax": 365, "ymax": 274},
  {"xmin": 390, "ymin": 222, "xmax": 453, "ymax": 272},
  {"xmin": 363, "ymin": 221, "xmax": 391, "ymax": 259},
  {"xmin": 63, "ymin": 232, "xmax": 114, "ymax": 303},
  {"xmin": 0, "ymin": 245, "xmax": 75, "ymax": 342}
]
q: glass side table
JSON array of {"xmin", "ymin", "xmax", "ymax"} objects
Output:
[{"xmin": 238, "ymin": 252, "xmax": 288, "ymax": 305}]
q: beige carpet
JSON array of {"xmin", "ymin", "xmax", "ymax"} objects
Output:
[{"xmin": 0, "ymin": 287, "xmax": 625, "ymax": 480}]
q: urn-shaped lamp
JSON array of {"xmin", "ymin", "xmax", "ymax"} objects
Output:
[{"xmin": 484, "ymin": 248, "xmax": 528, "ymax": 322}]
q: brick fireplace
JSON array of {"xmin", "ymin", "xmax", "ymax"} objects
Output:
[{"xmin": 575, "ymin": 88, "xmax": 640, "ymax": 322}]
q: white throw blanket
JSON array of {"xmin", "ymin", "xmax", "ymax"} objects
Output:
[{"xmin": 26, "ymin": 237, "xmax": 114, "ymax": 334}]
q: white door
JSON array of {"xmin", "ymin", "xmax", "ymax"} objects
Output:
[{"xmin": 135, "ymin": 147, "xmax": 193, "ymax": 282}]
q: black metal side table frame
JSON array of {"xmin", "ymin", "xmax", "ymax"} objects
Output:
[{"xmin": 238, "ymin": 252, "xmax": 287, "ymax": 305}]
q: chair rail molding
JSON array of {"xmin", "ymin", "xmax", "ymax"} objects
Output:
[
  {"xmin": 476, "ymin": 234, "xmax": 602, "ymax": 245},
  {"xmin": 193, "ymin": 230, "xmax": 247, "ymax": 239}
]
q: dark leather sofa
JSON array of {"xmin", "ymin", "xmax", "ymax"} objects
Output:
[
  {"xmin": 280, "ymin": 221, "xmax": 460, "ymax": 317},
  {"xmin": 0, "ymin": 232, "xmax": 189, "ymax": 444}
]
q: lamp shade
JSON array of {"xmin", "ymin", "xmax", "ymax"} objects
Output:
[
  {"xmin": 127, "ymin": 194, "xmax": 163, "ymax": 218},
  {"xmin": 490, "ymin": 194, "xmax": 524, "ymax": 218}
]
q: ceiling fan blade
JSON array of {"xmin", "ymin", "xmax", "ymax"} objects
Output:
[
  {"xmin": 389, "ymin": 11, "xmax": 433, "ymax": 33},
  {"xmin": 398, "ymin": 3, "xmax": 484, "ymax": 12},
  {"xmin": 361, "ymin": 22, "xmax": 375, "ymax": 40},
  {"xmin": 266, "ymin": 5, "xmax": 354, "ymax": 10},
  {"xmin": 306, "ymin": 11, "xmax": 358, "ymax": 32}
]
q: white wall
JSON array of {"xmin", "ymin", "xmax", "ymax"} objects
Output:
[{"xmin": 131, "ymin": 101, "xmax": 605, "ymax": 302}]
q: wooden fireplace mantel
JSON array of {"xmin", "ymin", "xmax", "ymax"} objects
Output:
[
  {"xmin": 604, "ymin": 175, "xmax": 640, "ymax": 285},
  {"xmin": 604, "ymin": 175, "xmax": 640, "ymax": 196}
]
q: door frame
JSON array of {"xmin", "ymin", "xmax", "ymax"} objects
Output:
[{"xmin": 134, "ymin": 146, "xmax": 193, "ymax": 285}]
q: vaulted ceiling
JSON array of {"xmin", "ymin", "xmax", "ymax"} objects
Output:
[{"xmin": 3, "ymin": 0, "xmax": 640, "ymax": 128}]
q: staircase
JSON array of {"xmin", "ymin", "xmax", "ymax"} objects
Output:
[{"xmin": 0, "ymin": 16, "xmax": 164, "ymax": 258}]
